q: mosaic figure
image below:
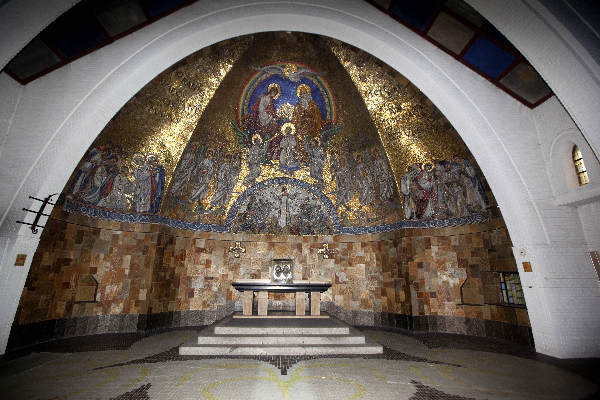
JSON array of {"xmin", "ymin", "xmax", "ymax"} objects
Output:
[
  {"xmin": 81, "ymin": 162, "xmax": 115, "ymax": 205},
  {"xmin": 305, "ymin": 137, "xmax": 326, "ymax": 189},
  {"xmin": 132, "ymin": 153, "xmax": 165, "ymax": 214},
  {"xmin": 296, "ymin": 201, "xmax": 331, "ymax": 233},
  {"xmin": 415, "ymin": 162, "xmax": 437, "ymax": 219},
  {"xmin": 372, "ymin": 147, "xmax": 396, "ymax": 203},
  {"xmin": 254, "ymin": 64, "xmax": 318, "ymax": 83},
  {"xmin": 132, "ymin": 154, "xmax": 152, "ymax": 213},
  {"xmin": 447, "ymin": 159, "xmax": 467, "ymax": 218},
  {"xmin": 70, "ymin": 144, "xmax": 122, "ymax": 206},
  {"xmin": 400, "ymin": 164, "xmax": 421, "ymax": 220},
  {"xmin": 278, "ymin": 123, "xmax": 299, "ymax": 172},
  {"xmin": 210, "ymin": 153, "xmax": 240, "ymax": 211},
  {"xmin": 450, "ymin": 179, "xmax": 467, "ymax": 218},
  {"xmin": 170, "ymin": 141, "xmax": 201, "ymax": 197},
  {"xmin": 87, "ymin": 155, "xmax": 122, "ymax": 206},
  {"xmin": 291, "ymin": 84, "xmax": 324, "ymax": 161},
  {"xmin": 189, "ymin": 148, "xmax": 215, "ymax": 205},
  {"xmin": 68, "ymin": 146, "xmax": 103, "ymax": 200},
  {"xmin": 246, "ymin": 83, "xmax": 281, "ymax": 144},
  {"xmin": 458, "ymin": 157, "xmax": 488, "ymax": 212},
  {"xmin": 233, "ymin": 194, "xmax": 267, "ymax": 233},
  {"xmin": 433, "ymin": 162, "xmax": 450, "ymax": 219},
  {"xmin": 147, "ymin": 154, "xmax": 165, "ymax": 214},
  {"xmin": 97, "ymin": 166, "xmax": 133, "ymax": 211},
  {"xmin": 333, "ymin": 155, "xmax": 355, "ymax": 207},
  {"xmin": 244, "ymin": 135, "xmax": 268, "ymax": 186},
  {"xmin": 236, "ymin": 63, "xmax": 342, "ymax": 167},
  {"xmin": 355, "ymin": 150, "xmax": 375, "ymax": 206},
  {"xmin": 400, "ymin": 158, "xmax": 487, "ymax": 221},
  {"xmin": 278, "ymin": 185, "xmax": 290, "ymax": 229},
  {"xmin": 230, "ymin": 180, "xmax": 334, "ymax": 235}
]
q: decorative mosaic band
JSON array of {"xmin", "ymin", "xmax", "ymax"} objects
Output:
[{"xmin": 65, "ymin": 199, "xmax": 490, "ymax": 234}]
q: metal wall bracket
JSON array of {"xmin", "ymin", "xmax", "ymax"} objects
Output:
[{"xmin": 16, "ymin": 194, "xmax": 58, "ymax": 234}]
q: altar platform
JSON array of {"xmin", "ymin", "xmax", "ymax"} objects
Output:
[{"xmin": 179, "ymin": 313, "xmax": 383, "ymax": 356}]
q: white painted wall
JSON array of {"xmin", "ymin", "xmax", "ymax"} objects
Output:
[
  {"xmin": 0, "ymin": 0, "xmax": 598, "ymax": 358},
  {"xmin": 0, "ymin": 74, "xmax": 22, "ymax": 162}
]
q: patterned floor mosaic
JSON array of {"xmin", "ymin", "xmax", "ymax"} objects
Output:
[
  {"xmin": 96, "ymin": 343, "xmax": 460, "ymax": 375},
  {"xmin": 0, "ymin": 328, "xmax": 598, "ymax": 400}
]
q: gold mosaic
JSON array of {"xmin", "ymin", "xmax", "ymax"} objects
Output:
[
  {"xmin": 83, "ymin": 37, "xmax": 252, "ymax": 188},
  {"xmin": 62, "ymin": 32, "xmax": 488, "ymax": 234},
  {"xmin": 328, "ymin": 39, "xmax": 470, "ymax": 179}
]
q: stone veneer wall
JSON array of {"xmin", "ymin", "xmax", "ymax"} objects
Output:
[{"xmin": 8, "ymin": 209, "xmax": 532, "ymax": 350}]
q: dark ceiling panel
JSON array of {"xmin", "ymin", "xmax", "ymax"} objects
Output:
[
  {"xmin": 142, "ymin": 0, "xmax": 188, "ymax": 18},
  {"xmin": 4, "ymin": 38, "xmax": 61, "ymax": 80},
  {"xmin": 500, "ymin": 62, "xmax": 551, "ymax": 105},
  {"xmin": 444, "ymin": 0, "xmax": 484, "ymax": 27},
  {"xmin": 371, "ymin": 0, "xmax": 392, "ymax": 10},
  {"xmin": 42, "ymin": 5, "xmax": 108, "ymax": 58},
  {"xmin": 94, "ymin": 0, "xmax": 147, "ymax": 37},
  {"xmin": 481, "ymin": 22, "xmax": 517, "ymax": 52},
  {"xmin": 462, "ymin": 36, "xmax": 515, "ymax": 79},
  {"xmin": 389, "ymin": 0, "xmax": 441, "ymax": 32},
  {"xmin": 427, "ymin": 11, "xmax": 475, "ymax": 54}
]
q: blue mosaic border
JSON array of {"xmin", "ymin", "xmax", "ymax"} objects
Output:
[
  {"xmin": 65, "ymin": 196, "xmax": 490, "ymax": 235},
  {"xmin": 64, "ymin": 201, "xmax": 228, "ymax": 233},
  {"xmin": 338, "ymin": 211, "xmax": 491, "ymax": 234}
]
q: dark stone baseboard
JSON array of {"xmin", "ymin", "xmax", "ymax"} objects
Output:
[
  {"xmin": 7, "ymin": 303, "xmax": 235, "ymax": 352},
  {"xmin": 7, "ymin": 302, "xmax": 533, "ymax": 353},
  {"xmin": 323, "ymin": 302, "xmax": 534, "ymax": 347}
]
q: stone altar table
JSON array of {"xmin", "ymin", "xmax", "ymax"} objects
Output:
[{"xmin": 232, "ymin": 280, "xmax": 331, "ymax": 316}]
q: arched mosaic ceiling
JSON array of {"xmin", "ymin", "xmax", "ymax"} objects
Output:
[{"xmin": 62, "ymin": 32, "xmax": 490, "ymax": 234}]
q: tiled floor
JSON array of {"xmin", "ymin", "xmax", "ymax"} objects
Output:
[{"xmin": 0, "ymin": 327, "xmax": 598, "ymax": 400}]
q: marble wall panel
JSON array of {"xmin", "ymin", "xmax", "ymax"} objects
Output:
[
  {"xmin": 13, "ymin": 209, "xmax": 529, "ymax": 347},
  {"xmin": 398, "ymin": 219, "xmax": 529, "ymax": 330}
]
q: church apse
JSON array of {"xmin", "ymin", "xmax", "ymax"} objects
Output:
[
  {"xmin": 10, "ymin": 33, "xmax": 531, "ymax": 350},
  {"xmin": 61, "ymin": 33, "xmax": 491, "ymax": 235}
]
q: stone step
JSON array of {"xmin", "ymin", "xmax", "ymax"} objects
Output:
[
  {"xmin": 211, "ymin": 317, "xmax": 350, "ymax": 336},
  {"xmin": 179, "ymin": 343, "xmax": 383, "ymax": 356},
  {"xmin": 197, "ymin": 334, "xmax": 365, "ymax": 345},
  {"xmin": 213, "ymin": 325, "xmax": 349, "ymax": 335}
]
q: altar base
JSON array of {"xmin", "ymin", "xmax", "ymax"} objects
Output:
[{"xmin": 179, "ymin": 314, "xmax": 383, "ymax": 356}]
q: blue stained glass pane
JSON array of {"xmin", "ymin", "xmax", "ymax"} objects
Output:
[
  {"xmin": 463, "ymin": 36, "xmax": 515, "ymax": 78},
  {"xmin": 390, "ymin": 0, "xmax": 441, "ymax": 32},
  {"xmin": 142, "ymin": 0, "xmax": 187, "ymax": 18}
]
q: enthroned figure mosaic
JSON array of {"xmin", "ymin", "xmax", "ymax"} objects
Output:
[{"xmin": 63, "ymin": 33, "xmax": 490, "ymax": 234}]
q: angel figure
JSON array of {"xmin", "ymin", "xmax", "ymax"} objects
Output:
[{"xmin": 253, "ymin": 64, "xmax": 318, "ymax": 83}]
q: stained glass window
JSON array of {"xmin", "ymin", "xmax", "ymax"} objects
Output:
[
  {"xmin": 572, "ymin": 146, "xmax": 589, "ymax": 186},
  {"xmin": 499, "ymin": 272, "xmax": 525, "ymax": 305}
]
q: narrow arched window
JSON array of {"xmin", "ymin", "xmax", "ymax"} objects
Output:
[{"xmin": 572, "ymin": 146, "xmax": 589, "ymax": 186}]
